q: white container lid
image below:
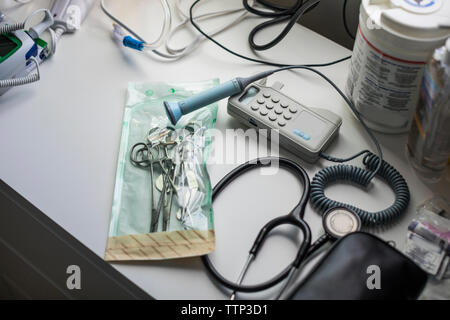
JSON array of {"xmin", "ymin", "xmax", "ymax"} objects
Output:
[{"xmin": 364, "ymin": 0, "xmax": 450, "ymax": 40}]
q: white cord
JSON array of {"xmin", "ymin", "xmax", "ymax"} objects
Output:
[
  {"xmin": 0, "ymin": 9, "xmax": 53, "ymax": 89},
  {"xmin": 1, "ymin": 8, "xmax": 58, "ymax": 58},
  {"xmin": 100, "ymin": 0, "xmax": 172, "ymax": 50},
  {"xmin": 100, "ymin": 0, "xmax": 255, "ymax": 60},
  {"xmin": 143, "ymin": 0, "xmax": 172, "ymax": 50},
  {"xmin": 48, "ymin": 27, "xmax": 65, "ymax": 55},
  {"xmin": 164, "ymin": 0, "xmax": 250, "ymax": 58},
  {"xmin": 0, "ymin": 8, "xmax": 48, "ymax": 34}
]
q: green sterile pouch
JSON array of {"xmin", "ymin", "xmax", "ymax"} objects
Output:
[{"xmin": 105, "ymin": 80, "xmax": 219, "ymax": 261}]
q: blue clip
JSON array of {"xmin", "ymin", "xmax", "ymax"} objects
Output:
[{"xmin": 123, "ymin": 36, "xmax": 145, "ymax": 51}]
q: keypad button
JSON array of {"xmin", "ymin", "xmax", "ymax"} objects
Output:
[
  {"xmin": 257, "ymin": 98, "xmax": 265, "ymax": 104},
  {"xmin": 272, "ymin": 97, "xmax": 280, "ymax": 103},
  {"xmin": 289, "ymin": 106, "xmax": 298, "ymax": 113},
  {"xmin": 268, "ymin": 113, "xmax": 277, "ymax": 121},
  {"xmin": 263, "ymin": 92, "xmax": 271, "ymax": 98},
  {"xmin": 284, "ymin": 114, "xmax": 292, "ymax": 120},
  {"xmin": 275, "ymin": 107, "xmax": 283, "ymax": 115},
  {"xmin": 278, "ymin": 120, "xmax": 286, "ymax": 127},
  {"xmin": 265, "ymin": 104, "xmax": 274, "ymax": 110},
  {"xmin": 280, "ymin": 102, "xmax": 289, "ymax": 108},
  {"xmin": 260, "ymin": 109, "xmax": 268, "ymax": 116},
  {"xmin": 251, "ymin": 105, "xmax": 259, "ymax": 111}
]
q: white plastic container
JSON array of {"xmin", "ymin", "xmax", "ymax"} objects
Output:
[{"xmin": 346, "ymin": 0, "xmax": 450, "ymax": 133}]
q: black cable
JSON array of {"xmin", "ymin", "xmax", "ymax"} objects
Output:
[
  {"xmin": 189, "ymin": 0, "xmax": 383, "ymax": 178},
  {"xmin": 189, "ymin": 1, "xmax": 383, "ymax": 176},
  {"xmin": 262, "ymin": 67, "xmax": 410, "ymax": 228},
  {"xmin": 265, "ymin": 65, "xmax": 382, "ymax": 180},
  {"xmin": 199, "ymin": 65, "xmax": 410, "ymax": 294},
  {"xmin": 192, "ymin": 0, "xmax": 409, "ymax": 296},
  {"xmin": 189, "ymin": 0, "xmax": 351, "ymax": 68},
  {"xmin": 320, "ymin": 150, "xmax": 370, "ymax": 163},
  {"xmin": 239, "ymin": 66, "xmax": 409, "ymax": 229},
  {"xmin": 190, "ymin": 0, "xmax": 407, "ymax": 225},
  {"xmin": 343, "ymin": 0, "xmax": 356, "ymax": 40},
  {"xmin": 244, "ymin": 0, "xmax": 320, "ymax": 51}
]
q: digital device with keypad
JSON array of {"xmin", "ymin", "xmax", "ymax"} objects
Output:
[
  {"xmin": 227, "ymin": 81, "xmax": 342, "ymax": 162},
  {"xmin": 0, "ymin": 12, "xmax": 50, "ymax": 96}
]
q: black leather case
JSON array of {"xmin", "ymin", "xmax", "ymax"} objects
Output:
[{"xmin": 288, "ymin": 232, "xmax": 428, "ymax": 300}]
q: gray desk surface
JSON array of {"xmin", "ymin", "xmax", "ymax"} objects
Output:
[{"xmin": 1, "ymin": 0, "xmax": 447, "ymax": 299}]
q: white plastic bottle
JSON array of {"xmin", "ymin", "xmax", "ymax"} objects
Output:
[
  {"xmin": 346, "ymin": 0, "xmax": 450, "ymax": 134},
  {"xmin": 407, "ymin": 38, "xmax": 450, "ymax": 183}
]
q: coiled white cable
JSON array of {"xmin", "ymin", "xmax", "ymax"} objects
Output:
[
  {"xmin": 0, "ymin": 57, "xmax": 40, "ymax": 88},
  {"xmin": 0, "ymin": 22, "xmax": 24, "ymax": 34},
  {"xmin": 0, "ymin": 8, "xmax": 48, "ymax": 34}
]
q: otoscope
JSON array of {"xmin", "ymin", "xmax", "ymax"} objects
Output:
[{"xmin": 164, "ymin": 70, "xmax": 273, "ymax": 125}]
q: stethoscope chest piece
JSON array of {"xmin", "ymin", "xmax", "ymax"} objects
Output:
[{"xmin": 323, "ymin": 207, "xmax": 361, "ymax": 239}]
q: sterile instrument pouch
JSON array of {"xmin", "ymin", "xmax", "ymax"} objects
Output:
[
  {"xmin": 287, "ymin": 232, "xmax": 428, "ymax": 300},
  {"xmin": 105, "ymin": 79, "xmax": 219, "ymax": 261}
]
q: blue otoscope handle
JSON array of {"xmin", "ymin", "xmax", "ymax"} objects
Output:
[{"xmin": 164, "ymin": 79, "xmax": 243, "ymax": 125}]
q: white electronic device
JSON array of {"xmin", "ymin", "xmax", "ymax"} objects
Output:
[
  {"xmin": 0, "ymin": 10, "xmax": 53, "ymax": 96},
  {"xmin": 227, "ymin": 80, "xmax": 342, "ymax": 163}
]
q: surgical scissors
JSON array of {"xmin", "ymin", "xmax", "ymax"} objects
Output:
[{"xmin": 130, "ymin": 126, "xmax": 177, "ymax": 232}]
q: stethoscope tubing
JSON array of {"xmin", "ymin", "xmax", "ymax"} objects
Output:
[{"xmin": 202, "ymin": 157, "xmax": 312, "ymax": 293}]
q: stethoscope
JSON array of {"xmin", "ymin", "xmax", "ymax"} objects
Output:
[{"xmin": 202, "ymin": 157, "xmax": 361, "ymax": 299}]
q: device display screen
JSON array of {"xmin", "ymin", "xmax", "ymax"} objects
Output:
[
  {"xmin": 0, "ymin": 35, "xmax": 18, "ymax": 58},
  {"xmin": 239, "ymin": 87, "xmax": 260, "ymax": 105}
]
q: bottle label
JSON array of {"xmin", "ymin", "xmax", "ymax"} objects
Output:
[{"xmin": 346, "ymin": 26, "xmax": 427, "ymax": 132}]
